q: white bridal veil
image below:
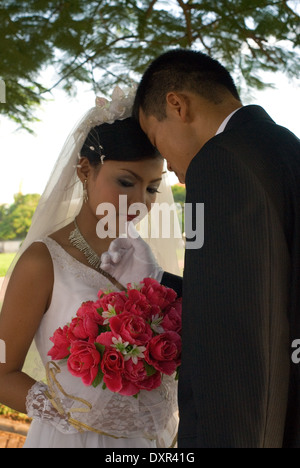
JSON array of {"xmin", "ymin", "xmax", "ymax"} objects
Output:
[{"xmin": 0, "ymin": 86, "xmax": 184, "ymax": 379}]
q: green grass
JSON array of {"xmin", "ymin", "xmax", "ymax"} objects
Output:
[
  {"xmin": 0, "ymin": 404, "xmax": 31, "ymax": 423},
  {"xmin": 0, "ymin": 253, "xmax": 16, "ymax": 277}
]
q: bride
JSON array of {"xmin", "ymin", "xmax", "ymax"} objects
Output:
[{"xmin": 0, "ymin": 88, "xmax": 182, "ymax": 448}]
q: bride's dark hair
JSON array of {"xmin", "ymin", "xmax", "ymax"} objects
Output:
[{"xmin": 81, "ymin": 117, "xmax": 161, "ymax": 167}]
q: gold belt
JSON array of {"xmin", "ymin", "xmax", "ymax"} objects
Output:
[{"xmin": 45, "ymin": 361, "xmax": 177, "ymax": 447}]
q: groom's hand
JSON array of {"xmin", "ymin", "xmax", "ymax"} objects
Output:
[{"xmin": 101, "ymin": 232, "xmax": 164, "ymax": 286}]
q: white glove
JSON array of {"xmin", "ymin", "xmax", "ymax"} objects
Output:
[
  {"xmin": 26, "ymin": 381, "xmax": 79, "ymax": 434},
  {"xmin": 101, "ymin": 230, "xmax": 164, "ymax": 286}
]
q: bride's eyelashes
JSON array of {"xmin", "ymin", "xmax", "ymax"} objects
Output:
[
  {"xmin": 117, "ymin": 179, "xmax": 161, "ymax": 194},
  {"xmin": 148, "ymin": 187, "xmax": 161, "ymax": 195},
  {"xmin": 118, "ymin": 178, "xmax": 134, "ymax": 188}
]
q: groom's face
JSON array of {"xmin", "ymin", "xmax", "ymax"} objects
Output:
[{"xmin": 139, "ymin": 108, "xmax": 197, "ymax": 184}]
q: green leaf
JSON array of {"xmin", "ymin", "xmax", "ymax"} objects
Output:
[
  {"xmin": 144, "ymin": 361, "xmax": 157, "ymax": 377},
  {"xmin": 92, "ymin": 367, "xmax": 104, "ymax": 388},
  {"xmin": 95, "ymin": 342, "xmax": 106, "ymax": 357},
  {"xmin": 98, "ymin": 324, "xmax": 110, "ymax": 334}
]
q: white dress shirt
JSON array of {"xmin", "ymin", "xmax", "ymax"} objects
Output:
[{"xmin": 215, "ymin": 108, "xmax": 242, "ymax": 135}]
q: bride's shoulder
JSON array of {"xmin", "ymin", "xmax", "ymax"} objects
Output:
[
  {"xmin": 16, "ymin": 242, "xmax": 53, "ymax": 279},
  {"xmin": 13, "ymin": 221, "xmax": 74, "ymax": 281},
  {"xmin": 6, "ymin": 242, "xmax": 54, "ymax": 305}
]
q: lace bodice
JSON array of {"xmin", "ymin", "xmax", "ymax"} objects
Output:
[{"xmin": 33, "ymin": 238, "xmax": 178, "ymax": 446}]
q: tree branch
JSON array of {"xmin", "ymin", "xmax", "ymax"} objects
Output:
[
  {"xmin": 282, "ymin": 0, "xmax": 300, "ymax": 19},
  {"xmin": 43, "ymin": 34, "xmax": 138, "ymax": 94},
  {"xmin": 177, "ymin": 0, "xmax": 193, "ymax": 46},
  {"xmin": 192, "ymin": 0, "xmax": 290, "ymax": 33},
  {"xmin": 145, "ymin": 0, "xmax": 160, "ymax": 19}
]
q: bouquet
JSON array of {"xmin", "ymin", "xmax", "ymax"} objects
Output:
[{"xmin": 48, "ymin": 278, "xmax": 182, "ymax": 398}]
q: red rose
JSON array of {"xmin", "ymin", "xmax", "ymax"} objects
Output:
[
  {"xmin": 67, "ymin": 341, "xmax": 101, "ymax": 386},
  {"xmin": 110, "ymin": 313, "xmax": 153, "ymax": 346},
  {"xmin": 48, "ymin": 325, "xmax": 71, "ymax": 360},
  {"xmin": 162, "ymin": 300, "xmax": 182, "ymax": 334},
  {"xmin": 101, "ymin": 349, "xmax": 125, "ymax": 393},
  {"xmin": 68, "ymin": 312, "xmax": 99, "ymax": 342},
  {"xmin": 141, "ymin": 278, "xmax": 177, "ymax": 310},
  {"xmin": 117, "ymin": 378, "xmax": 141, "ymax": 396},
  {"xmin": 123, "ymin": 289, "xmax": 152, "ymax": 319},
  {"xmin": 77, "ymin": 301, "xmax": 104, "ymax": 326},
  {"xmin": 97, "ymin": 291, "xmax": 127, "ymax": 314},
  {"xmin": 124, "ymin": 358, "xmax": 147, "ymax": 383},
  {"xmin": 124, "ymin": 359, "xmax": 162, "ymax": 392},
  {"xmin": 145, "ymin": 331, "xmax": 182, "ymax": 375},
  {"xmin": 95, "ymin": 331, "xmax": 114, "ymax": 348}
]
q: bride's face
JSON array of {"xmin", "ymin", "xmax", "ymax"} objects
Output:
[{"xmin": 85, "ymin": 157, "xmax": 164, "ymax": 232}]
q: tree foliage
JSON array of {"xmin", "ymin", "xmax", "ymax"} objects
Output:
[
  {"xmin": 0, "ymin": 0, "xmax": 299, "ymax": 130},
  {"xmin": 172, "ymin": 184, "xmax": 186, "ymax": 233},
  {"xmin": 0, "ymin": 193, "xmax": 40, "ymax": 240},
  {"xmin": 172, "ymin": 184, "xmax": 186, "ymax": 205}
]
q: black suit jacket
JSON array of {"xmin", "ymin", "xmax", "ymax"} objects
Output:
[{"xmin": 162, "ymin": 105, "xmax": 300, "ymax": 447}]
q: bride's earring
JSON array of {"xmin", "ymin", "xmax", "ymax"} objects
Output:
[{"xmin": 83, "ymin": 179, "xmax": 89, "ymax": 203}]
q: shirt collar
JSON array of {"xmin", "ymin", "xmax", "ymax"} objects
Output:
[{"xmin": 215, "ymin": 108, "xmax": 242, "ymax": 135}]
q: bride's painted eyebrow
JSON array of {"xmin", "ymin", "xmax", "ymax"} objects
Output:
[{"xmin": 119, "ymin": 169, "xmax": 162, "ymax": 184}]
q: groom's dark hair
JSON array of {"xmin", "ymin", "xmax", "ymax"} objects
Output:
[{"xmin": 133, "ymin": 49, "xmax": 241, "ymax": 121}]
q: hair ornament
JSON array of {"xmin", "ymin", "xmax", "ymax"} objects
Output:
[
  {"xmin": 76, "ymin": 86, "xmax": 136, "ymax": 164},
  {"xmin": 93, "ymin": 85, "xmax": 136, "ymax": 126}
]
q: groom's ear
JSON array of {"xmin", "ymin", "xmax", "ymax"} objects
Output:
[{"xmin": 166, "ymin": 92, "xmax": 191, "ymax": 123}]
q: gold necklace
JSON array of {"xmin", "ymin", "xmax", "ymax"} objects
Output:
[{"xmin": 69, "ymin": 219, "xmax": 126, "ymax": 291}]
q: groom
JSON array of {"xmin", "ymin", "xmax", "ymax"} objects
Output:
[{"xmin": 101, "ymin": 49, "xmax": 300, "ymax": 448}]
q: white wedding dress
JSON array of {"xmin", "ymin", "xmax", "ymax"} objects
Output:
[{"xmin": 23, "ymin": 237, "xmax": 178, "ymax": 449}]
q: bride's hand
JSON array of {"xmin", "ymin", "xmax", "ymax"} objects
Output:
[
  {"xmin": 101, "ymin": 226, "xmax": 164, "ymax": 286},
  {"xmin": 26, "ymin": 381, "xmax": 79, "ymax": 434}
]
